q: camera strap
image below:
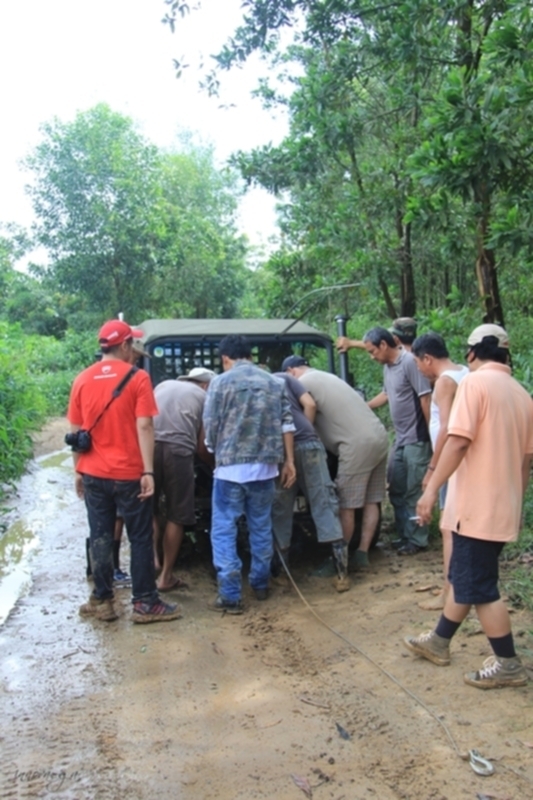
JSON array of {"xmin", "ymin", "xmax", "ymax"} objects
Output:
[{"xmin": 87, "ymin": 366, "xmax": 139, "ymax": 435}]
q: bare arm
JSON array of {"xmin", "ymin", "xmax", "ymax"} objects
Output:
[
  {"xmin": 299, "ymin": 391, "xmax": 317, "ymax": 424},
  {"xmin": 336, "ymin": 336, "xmax": 365, "ymax": 353},
  {"xmin": 422, "ymin": 378, "xmax": 457, "ymax": 487},
  {"xmin": 196, "ymin": 423, "xmax": 215, "ymax": 469},
  {"xmin": 280, "ymin": 431, "xmax": 296, "ymax": 489},
  {"xmin": 368, "ymin": 391, "xmax": 388, "ymax": 409},
  {"xmin": 136, "ymin": 416, "xmax": 155, "ymax": 500},
  {"xmin": 419, "ymin": 392, "xmax": 431, "ymax": 428},
  {"xmin": 416, "ymin": 434, "xmax": 471, "ymax": 524}
]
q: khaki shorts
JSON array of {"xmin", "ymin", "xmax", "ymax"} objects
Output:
[{"xmin": 335, "ymin": 455, "xmax": 387, "ymax": 509}]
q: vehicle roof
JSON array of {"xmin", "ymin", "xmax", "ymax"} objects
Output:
[{"xmin": 138, "ymin": 318, "xmax": 332, "ymax": 343}]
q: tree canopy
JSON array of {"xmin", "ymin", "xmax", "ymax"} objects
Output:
[
  {"xmin": 168, "ymin": 0, "xmax": 533, "ymax": 328},
  {"xmin": 23, "ymin": 104, "xmax": 248, "ymax": 325}
]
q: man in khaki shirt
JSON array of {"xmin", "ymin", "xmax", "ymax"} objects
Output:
[{"xmin": 283, "ymin": 357, "xmax": 388, "ymax": 580}]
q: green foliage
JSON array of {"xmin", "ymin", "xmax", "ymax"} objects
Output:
[
  {"xmin": 27, "ymin": 329, "xmax": 97, "ymax": 415},
  {"xmin": 148, "ymin": 145, "xmax": 248, "ymax": 318},
  {"xmin": 24, "ymin": 106, "xmax": 248, "ymax": 324},
  {"xmin": 192, "ymin": 0, "xmax": 533, "ymax": 327},
  {"xmin": 25, "ymin": 104, "xmax": 164, "ymax": 321},
  {"xmin": 0, "ymin": 323, "xmax": 47, "ymax": 495},
  {"xmin": 6, "ymin": 275, "xmax": 68, "ymax": 338},
  {"xmin": 501, "ymin": 484, "xmax": 533, "ymax": 611},
  {"xmin": 0, "ymin": 323, "xmax": 97, "ymax": 496}
]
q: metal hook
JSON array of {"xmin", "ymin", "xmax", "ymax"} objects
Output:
[{"xmin": 469, "ymin": 749, "xmax": 494, "ymax": 776}]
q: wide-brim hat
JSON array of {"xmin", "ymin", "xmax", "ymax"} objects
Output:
[{"xmin": 132, "ymin": 340, "xmax": 151, "ymax": 358}]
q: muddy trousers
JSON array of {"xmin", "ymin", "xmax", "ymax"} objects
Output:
[
  {"xmin": 82, "ymin": 474, "xmax": 158, "ymax": 604},
  {"xmin": 210, "ymin": 477, "xmax": 275, "ymax": 603}
]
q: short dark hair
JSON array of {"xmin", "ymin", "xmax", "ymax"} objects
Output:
[
  {"xmin": 469, "ymin": 336, "xmax": 509, "ymax": 365},
  {"xmin": 412, "ymin": 332, "xmax": 449, "ymax": 360},
  {"xmin": 100, "ymin": 341, "xmax": 128, "ymax": 355},
  {"xmin": 363, "ymin": 327, "xmax": 396, "ymax": 348},
  {"xmin": 218, "ymin": 334, "xmax": 252, "ymax": 361}
]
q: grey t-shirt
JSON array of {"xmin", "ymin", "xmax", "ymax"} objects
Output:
[
  {"xmin": 298, "ymin": 369, "xmax": 389, "ymax": 475},
  {"xmin": 154, "ymin": 380, "xmax": 206, "ymax": 454},
  {"xmin": 273, "ymin": 373, "xmax": 319, "ymax": 444},
  {"xmin": 383, "ymin": 349, "xmax": 431, "ymax": 446}
]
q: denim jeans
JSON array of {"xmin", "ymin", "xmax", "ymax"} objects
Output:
[
  {"xmin": 210, "ymin": 478, "xmax": 275, "ymax": 602},
  {"xmin": 272, "ymin": 440, "xmax": 342, "ymax": 550},
  {"xmin": 82, "ymin": 474, "xmax": 158, "ymax": 604},
  {"xmin": 388, "ymin": 441, "xmax": 432, "ymax": 547}
]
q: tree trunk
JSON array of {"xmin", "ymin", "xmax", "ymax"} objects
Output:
[
  {"xmin": 378, "ymin": 274, "xmax": 398, "ymax": 319},
  {"xmin": 400, "ymin": 220, "xmax": 416, "ymax": 316},
  {"xmin": 474, "ymin": 188, "xmax": 504, "ymax": 325},
  {"xmin": 443, "ymin": 261, "xmax": 450, "ymax": 306}
]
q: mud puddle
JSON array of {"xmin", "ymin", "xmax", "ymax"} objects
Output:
[{"xmin": 0, "ymin": 449, "xmax": 73, "ymax": 625}]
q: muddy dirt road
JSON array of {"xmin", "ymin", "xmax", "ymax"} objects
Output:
[{"xmin": 1, "ymin": 420, "xmax": 533, "ymax": 799}]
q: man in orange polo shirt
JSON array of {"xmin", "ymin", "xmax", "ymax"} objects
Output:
[
  {"xmin": 404, "ymin": 324, "xmax": 533, "ymax": 688},
  {"xmin": 68, "ymin": 319, "xmax": 181, "ymax": 624}
]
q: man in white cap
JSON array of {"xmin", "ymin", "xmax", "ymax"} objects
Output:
[
  {"xmin": 153, "ymin": 367, "xmax": 216, "ymax": 591},
  {"xmin": 68, "ymin": 319, "xmax": 181, "ymax": 624},
  {"xmin": 405, "ymin": 324, "xmax": 533, "ymax": 689}
]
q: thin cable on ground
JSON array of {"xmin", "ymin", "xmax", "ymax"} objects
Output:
[
  {"xmin": 275, "ymin": 546, "xmax": 466, "ymax": 759},
  {"xmin": 278, "ymin": 550, "xmax": 532, "ymax": 780}
]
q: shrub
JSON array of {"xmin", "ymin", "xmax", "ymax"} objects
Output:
[
  {"xmin": 0, "ymin": 323, "xmax": 97, "ymax": 497},
  {"xmin": 0, "ymin": 323, "xmax": 47, "ymax": 493}
]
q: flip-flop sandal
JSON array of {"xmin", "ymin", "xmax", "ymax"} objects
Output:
[{"xmin": 158, "ymin": 577, "xmax": 188, "ymax": 592}]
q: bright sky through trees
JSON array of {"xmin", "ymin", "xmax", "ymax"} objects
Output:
[{"xmin": 0, "ymin": 0, "xmax": 287, "ymax": 253}]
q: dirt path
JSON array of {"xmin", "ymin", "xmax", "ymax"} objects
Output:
[{"xmin": 1, "ymin": 420, "xmax": 533, "ymax": 799}]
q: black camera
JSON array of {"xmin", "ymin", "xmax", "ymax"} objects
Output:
[{"xmin": 64, "ymin": 429, "xmax": 92, "ymax": 453}]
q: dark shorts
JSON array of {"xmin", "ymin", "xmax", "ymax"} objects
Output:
[
  {"xmin": 154, "ymin": 442, "xmax": 196, "ymax": 526},
  {"xmin": 449, "ymin": 531, "xmax": 505, "ymax": 605}
]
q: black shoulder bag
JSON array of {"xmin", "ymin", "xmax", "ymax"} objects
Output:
[{"xmin": 65, "ymin": 367, "xmax": 139, "ymax": 452}]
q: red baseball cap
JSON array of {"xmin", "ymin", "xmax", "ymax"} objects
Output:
[{"xmin": 98, "ymin": 320, "xmax": 144, "ymax": 348}]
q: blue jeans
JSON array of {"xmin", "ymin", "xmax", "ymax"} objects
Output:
[
  {"xmin": 388, "ymin": 441, "xmax": 432, "ymax": 547},
  {"xmin": 82, "ymin": 474, "xmax": 158, "ymax": 604},
  {"xmin": 210, "ymin": 478, "xmax": 275, "ymax": 602},
  {"xmin": 272, "ymin": 440, "xmax": 342, "ymax": 550}
]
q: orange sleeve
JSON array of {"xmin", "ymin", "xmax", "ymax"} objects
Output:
[{"xmin": 133, "ymin": 371, "xmax": 158, "ymax": 418}]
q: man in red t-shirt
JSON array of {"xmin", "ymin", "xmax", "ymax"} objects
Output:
[{"xmin": 68, "ymin": 320, "xmax": 181, "ymax": 624}]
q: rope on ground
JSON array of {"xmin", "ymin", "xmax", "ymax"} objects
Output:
[{"xmin": 275, "ymin": 546, "xmax": 467, "ymax": 761}]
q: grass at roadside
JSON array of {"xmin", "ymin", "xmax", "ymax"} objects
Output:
[{"xmin": 502, "ymin": 521, "xmax": 533, "ymax": 612}]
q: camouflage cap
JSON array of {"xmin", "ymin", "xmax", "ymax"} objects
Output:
[{"xmin": 390, "ymin": 317, "xmax": 417, "ymax": 338}]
